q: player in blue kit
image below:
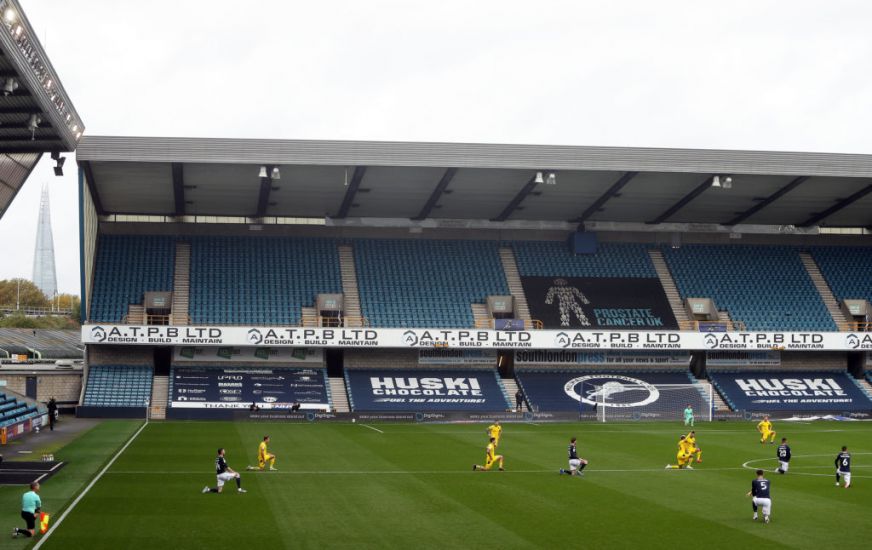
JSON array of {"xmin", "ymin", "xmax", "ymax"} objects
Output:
[
  {"xmin": 746, "ymin": 469, "xmax": 772, "ymax": 524},
  {"xmin": 559, "ymin": 437, "xmax": 588, "ymax": 477},
  {"xmin": 835, "ymin": 446, "xmax": 851, "ymax": 488},
  {"xmin": 775, "ymin": 438, "xmax": 791, "ymax": 474}
]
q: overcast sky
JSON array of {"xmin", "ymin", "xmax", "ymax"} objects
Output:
[{"xmin": 1, "ymin": 0, "xmax": 870, "ymax": 295}]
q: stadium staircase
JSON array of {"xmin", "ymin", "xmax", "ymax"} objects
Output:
[
  {"xmin": 338, "ymin": 245, "xmax": 363, "ymax": 327},
  {"xmin": 856, "ymin": 378, "xmax": 872, "ymax": 400},
  {"xmin": 471, "ymin": 303, "xmax": 491, "ymax": 327},
  {"xmin": 149, "ymin": 375, "xmax": 168, "ymax": 419},
  {"xmin": 716, "ymin": 310, "xmax": 737, "ymax": 331},
  {"xmin": 329, "ymin": 377, "xmax": 350, "ymax": 412},
  {"xmin": 126, "ymin": 304, "xmax": 145, "ymax": 324},
  {"xmin": 498, "ymin": 248, "xmax": 533, "ymax": 325},
  {"xmin": 301, "ymin": 307, "xmax": 318, "ymax": 326},
  {"xmin": 799, "ymin": 252, "xmax": 851, "ymax": 330},
  {"xmin": 648, "ymin": 250, "xmax": 691, "ymax": 329},
  {"xmin": 696, "ymin": 379, "xmax": 731, "ymax": 412},
  {"xmin": 501, "ymin": 377, "xmax": 521, "ymax": 411},
  {"xmin": 171, "ymin": 242, "xmax": 191, "ymax": 325}
]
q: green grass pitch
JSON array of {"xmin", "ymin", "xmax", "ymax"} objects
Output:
[{"xmin": 9, "ymin": 420, "xmax": 872, "ymax": 549}]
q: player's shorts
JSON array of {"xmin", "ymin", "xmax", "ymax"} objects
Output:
[
  {"xmin": 837, "ymin": 470, "xmax": 851, "ymax": 484},
  {"xmin": 752, "ymin": 497, "xmax": 771, "ymax": 515},
  {"xmin": 258, "ymin": 453, "xmax": 274, "ymax": 467},
  {"xmin": 20, "ymin": 511, "xmax": 35, "ymax": 530},
  {"xmin": 779, "ymin": 461, "xmax": 789, "ymax": 472},
  {"xmin": 216, "ymin": 472, "xmax": 237, "ymax": 487},
  {"xmin": 569, "ymin": 458, "xmax": 582, "ymax": 470}
]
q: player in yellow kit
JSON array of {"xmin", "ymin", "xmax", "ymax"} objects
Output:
[
  {"xmin": 247, "ymin": 435, "xmax": 277, "ymax": 471},
  {"xmin": 686, "ymin": 430, "xmax": 702, "ymax": 463},
  {"xmin": 757, "ymin": 416, "xmax": 776, "ymax": 445},
  {"xmin": 666, "ymin": 434, "xmax": 694, "ymax": 469},
  {"xmin": 473, "ymin": 437, "xmax": 504, "ymax": 471},
  {"xmin": 487, "ymin": 421, "xmax": 503, "ymax": 447}
]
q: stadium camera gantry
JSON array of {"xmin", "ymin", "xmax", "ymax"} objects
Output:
[{"xmin": 0, "ymin": 0, "xmax": 84, "ymax": 219}]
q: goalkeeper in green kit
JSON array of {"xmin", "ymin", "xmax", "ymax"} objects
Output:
[{"xmin": 684, "ymin": 405, "xmax": 694, "ymax": 427}]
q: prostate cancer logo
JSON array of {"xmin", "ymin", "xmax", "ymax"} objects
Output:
[
  {"xmin": 564, "ymin": 374, "xmax": 659, "ymax": 407},
  {"xmin": 247, "ymin": 329, "xmax": 263, "ymax": 345},
  {"xmin": 402, "ymin": 330, "xmax": 419, "ymax": 346},
  {"xmin": 90, "ymin": 326, "xmax": 107, "ymax": 342}
]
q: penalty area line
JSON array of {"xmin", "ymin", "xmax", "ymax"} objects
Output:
[
  {"xmin": 34, "ymin": 420, "xmax": 150, "ymax": 549},
  {"xmin": 359, "ymin": 424, "xmax": 384, "ymax": 434}
]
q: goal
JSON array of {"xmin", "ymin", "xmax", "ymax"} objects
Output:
[{"xmin": 583, "ymin": 382, "xmax": 713, "ymax": 423}]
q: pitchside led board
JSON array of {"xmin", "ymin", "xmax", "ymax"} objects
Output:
[
  {"xmin": 170, "ymin": 366, "xmax": 330, "ymax": 410},
  {"xmin": 345, "ymin": 368, "xmax": 510, "ymax": 411},
  {"xmin": 709, "ymin": 372, "xmax": 872, "ymax": 412},
  {"xmin": 520, "ymin": 277, "xmax": 678, "ymax": 330}
]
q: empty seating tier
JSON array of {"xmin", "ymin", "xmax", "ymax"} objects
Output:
[
  {"xmin": 0, "ymin": 392, "xmax": 40, "ymax": 428},
  {"xmin": 83, "ymin": 365, "xmax": 153, "ymax": 407},
  {"xmin": 89, "ymin": 235, "xmax": 175, "ymax": 322},
  {"xmin": 663, "ymin": 245, "xmax": 836, "ymax": 331},
  {"xmin": 512, "ymin": 241, "xmax": 657, "ymax": 278},
  {"xmin": 354, "ymin": 239, "xmax": 508, "ymax": 328},
  {"xmin": 188, "ymin": 237, "xmax": 341, "ymax": 326},
  {"xmin": 810, "ymin": 247, "xmax": 872, "ymax": 303}
]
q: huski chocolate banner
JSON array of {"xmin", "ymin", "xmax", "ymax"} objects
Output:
[
  {"xmin": 521, "ymin": 277, "xmax": 678, "ymax": 330},
  {"xmin": 708, "ymin": 372, "xmax": 872, "ymax": 412}
]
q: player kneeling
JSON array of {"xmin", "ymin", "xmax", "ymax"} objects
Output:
[
  {"xmin": 666, "ymin": 435, "xmax": 694, "ymax": 469},
  {"xmin": 559, "ymin": 437, "xmax": 588, "ymax": 477},
  {"xmin": 473, "ymin": 437, "xmax": 504, "ymax": 471},
  {"xmin": 747, "ymin": 469, "xmax": 772, "ymax": 524},
  {"xmin": 203, "ymin": 448, "xmax": 246, "ymax": 494}
]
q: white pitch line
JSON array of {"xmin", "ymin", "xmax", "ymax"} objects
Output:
[
  {"xmin": 359, "ymin": 424, "xmax": 384, "ymax": 434},
  {"xmin": 741, "ymin": 453, "xmax": 872, "ymax": 479},
  {"xmin": 105, "ymin": 466, "xmax": 750, "ymax": 476},
  {"xmin": 34, "ymin": 421, "xmax": 149, "ymax": 550}
]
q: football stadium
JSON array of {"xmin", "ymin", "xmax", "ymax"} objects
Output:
[{"xmin": 1, "ymin": 1, "xmax": 871, "ymax": 548}]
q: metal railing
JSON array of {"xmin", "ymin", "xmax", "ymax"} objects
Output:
[{"xmin": 474, "ymin": 318, "xmax": 543, "ymax": 330}]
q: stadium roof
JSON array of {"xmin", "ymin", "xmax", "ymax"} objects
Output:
[
  {"xmin": 0, "ymin": 328, "xmax": 82, "ymax": 359},
  {"xmin": 0, "ymin": 0, "xmax": 85, "ymax": 218},
  {"xmin": 77, "ymin": 136, "xmax": 872, "ymax": 228}
]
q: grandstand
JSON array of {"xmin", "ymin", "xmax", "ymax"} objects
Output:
[{"xmin": 64, "ymin": 136, "xmax": 872, "ymax": 419}]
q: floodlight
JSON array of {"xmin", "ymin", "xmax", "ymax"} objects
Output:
[
  {"xmin": 722, "ymin": 176, "xmax": 733, "ymax": 189},
  {"xmin": 271, "ymin": 166, "xmax": 281, "ymax": 180},
  {"xmin": 711, "ymin": 175, "xmax": 721, "ymax": 188},
  {"xmin": 546, "ymin": 172, "xmax": 557, "ymax": 185},
  {"xmin": 2, "ymin": 77, "xmax": 18, "ymax": 96},
  {"xmin": 27, "ymin": 114, "xmax": 40, "ymax": 140},
  {"xmin": 258, "ymin": 166, "xmax": 268, "ymax": 178},
  {"xmin": 534, "ymin": 171, "xmax": 544, "ymax": 184},
  {"xmin": 4, "ymin": 7, "xmax": 15, "ymax": 23}
]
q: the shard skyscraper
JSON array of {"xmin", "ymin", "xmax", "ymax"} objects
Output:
[{"xmin": 32, "ymin": 182, "xmax": 57, "ymax": 298}]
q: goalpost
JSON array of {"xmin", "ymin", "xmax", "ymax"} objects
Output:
[{"xmin": 587, "ymin": 383, "xmax": 713, "ymax": 423}]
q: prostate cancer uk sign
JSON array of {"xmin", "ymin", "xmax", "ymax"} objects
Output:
[
  {"xmin": 710, "ymin": 372, "xmax": 872, "ymax": 411},
  {"xmin": 345, "ymin": 368, "xmax": 510, "ymax": 411}
]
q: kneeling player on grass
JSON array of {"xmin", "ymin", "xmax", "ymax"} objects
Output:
[
  {"xmin": 747, "ymin": 469, "xmax": 772, "ymax": 523},
  {"xmin": 473, "ymin": 437, "xmax": 504, "ymax": 471},
  {"xmin": 248, "ymin": 435, "xmax": 277, "ymax": 471},
  {"xmin": 560, "ymin": 437, "xmax": 588, "ymax": 477},
  {"xmin": 203, "ymin": 448, "xmax": 247, "ymax": 494},
  {"xmin": 757, "ymin": 416, "xmax": 776, "ymax": 445},
  {"xmin": 487, "ymin": 421, "xmax": 502, "ymax": 448},
  {"xmin": 835, "ymin": 446, "xmax": 851, "ymax": 488},
  {"xmin": 666, "ymin": 435, "xmax": 694, "ymax": 469},
  {"xmin": 686, "ymin": 430, "xmax": 702, "ymax": 463},
  {"xmin": 776, "ymin": 438, "xmax": 791, "ymax": 474}
]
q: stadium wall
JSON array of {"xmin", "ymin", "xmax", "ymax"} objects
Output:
[
  {"xmin": 80, "ymin": 167, "xmax": 99, "ymax": 324},
  {"xmin": 0, "ymin": 372, "xmax": 82, "ymax": 405}
]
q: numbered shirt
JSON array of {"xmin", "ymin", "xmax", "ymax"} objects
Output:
[
  {"xmin": 216, "ymin": 456, "xmax": 228, "ymax": 474},
  {"xmin": 751, "ymin": 478, "xmax": 771, "ymax": 499},
  {"xmin": 777, "ymin": 444, "xmax": 791, "ymax": 462},
  {"xmin": 835, "ymin": 452, "xmax": 851, "ymax": 472}
]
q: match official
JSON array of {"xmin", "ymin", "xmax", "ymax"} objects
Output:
[{"xmin": 12, "ymin": 481, "xmax": 41, "ymax": 538}]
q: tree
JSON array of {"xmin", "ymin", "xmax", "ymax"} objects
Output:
[{"xmin": 0, "ymin": 279, "xmax": 50, "ymax": 309}]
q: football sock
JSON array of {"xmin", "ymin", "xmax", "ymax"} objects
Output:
[
  {"xmin": 835, "ymin": 473, "xmax": 840, "ymax": 483},
  {"xmin": 236, "ymin": 478, "xmax": 242, "ymax": 488},
  {"xmin": 752, "ymin": 503, "xmax": 758, "ymax": 512},
  {"xmin": 17, "ymin": 529, "xmax": 32, "ymax": 537},
  {"xmin": 579, "ymin": 463, "xmax": 587, "ymax": 471},
  {"xmin": 209, "ymin": 488, "xmax": 219, "ymax": 493}
]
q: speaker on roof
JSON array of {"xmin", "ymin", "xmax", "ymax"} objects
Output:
[{"xmin": 567, "ymin": 232, "xmax": 597, "ymax": 255}]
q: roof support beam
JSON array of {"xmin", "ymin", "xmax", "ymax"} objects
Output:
[
  {"xmin": 255, "ymin": 164, "xmax": 276, "ymax": 217},
  {"xmin": 573, "ymin": 171, "xmax": 638, "ymax": 228},
  {"xmin": 492, "ymin": 174, "xmax": 539, "ymax": 222},
  {"xmin": 335, "ymin": 166, "xmax": 367, "ymax": 219},
  {"xmin": 412, "ymin": 168, "xmax": 457, "ymax": 220},
  {"xmin": 799, "ymin": 182, "xmax": 872, "ymax": 226},
  {"xmin": 647, "ymin": 176, "xmax": 713, "ymax": 224},
  {"xmin": 724, "ymin": 176, "xmax": 809, "ymax": 226},
  {"xmin": 172, "ymin": 162, "xmax": 185, "ymax": 216},
  {"xmin": 79, "ymin": 160, "xmax": 105, "ymax": 215}
]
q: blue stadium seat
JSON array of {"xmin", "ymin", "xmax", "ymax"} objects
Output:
[
  {"xmin": 810, "ymin": 247, "xmax": 872, "ymax": 303},
  {"xmin": 83, "ymin": 365, "xmax": 153, "ymax": 407},
  {"xmin": 512, "ymin": 241, "xmax": 657, "ymax": 278}
]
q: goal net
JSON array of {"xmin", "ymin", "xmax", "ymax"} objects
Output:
[{"xmin": 581, "ymin": 382, "xmax": 712, "ymax": 422}]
